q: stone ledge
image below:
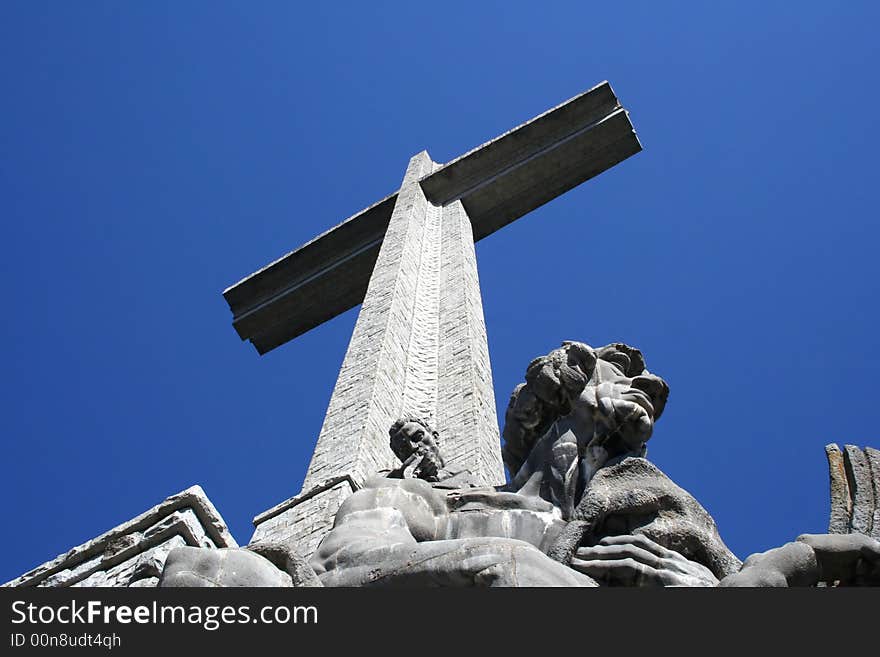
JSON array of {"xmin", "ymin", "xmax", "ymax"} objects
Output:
[
  {"xmin": 4, "ymin": 485, "xmax": 237, "ymax": 588},
  {"xmin": 252, "ymin": 474, "xmax": 361, "ymax": 528}
]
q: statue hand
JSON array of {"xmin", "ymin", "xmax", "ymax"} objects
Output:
[
  {"xmin": 719, "ymin": 533, "xmax": 880, "ymax": 587},
  {"xmin": 796, "ymin": 533, "xmax": 880, "ymax": 585},
  {"xmin": 570, "ymin": 534, "xmax": 719, "ymax": 587},
  {"xmin": 717, "ymin": 565, "xmax": 789, "ymax": 587}
]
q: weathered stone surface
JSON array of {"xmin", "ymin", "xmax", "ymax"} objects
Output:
[
  {"xmin": 826, "ymin": 444, "xmax": 851, "ymax": 534},
  {"xmin": 719, "ymin": 539, "xmax": 818, "ymax": 587},
  {"xmin": 160, "ymin": 547, "xmax": 292, "ymax": 587},
  {"xmin": 129, "ymin": 552, "xmax": 167, "ymax": 583},
  {"xmin": 78, "ymin": 536, "xmax": 188, "ymax": 588},
  {"xmin": 547, "ymin": 457, "xmax": 741, "ymax": 579},
  {"xmin": 866, "ymin": 447, "xmax": 880, "ymax": 539},
  {"xmin": 827, "ymin": 443, "xmax": 880, "ymax": 539},
  {"xmin": 435, "ymin": 199, "xmax": 502, "ymax": 484},
  {"xmin": 844, "ymin": 444, "xmax": 875, "ymax": 535},
  {"xmin": 4, "ymin": 486, "xmax": 236, "ymax": 588},
  {"xmin": 128, "ymin": 578, "xmax": 160, "ymax": 588},
  {"xmin": 247, "ymin": 540, "xmax": 322, "ymax": 587}
]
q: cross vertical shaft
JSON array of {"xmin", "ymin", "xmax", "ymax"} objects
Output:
[
  {"xmin": 436, "ymin": 199, "xmax": 503, "ymax": 483},
  {"xmin": 251, "ymin": 151, "xmax": 504, "ymax": 557}
]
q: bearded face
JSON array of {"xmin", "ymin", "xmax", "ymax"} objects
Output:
[
  {"xmin": 579, "ymin": 357, "xmax": 669, "ymax": 459},
  {"xmin": 502, "ymin": 342, "xmax": 670, "ymax": 521},
  {"xmin": 389, "ymin": 419, "xmax": 445, "ymax": 482},
  {"xmin": 502, "ymin": 342, "xmax": 669, "ymax": 481}
]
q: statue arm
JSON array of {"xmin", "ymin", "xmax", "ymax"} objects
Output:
[
  {"xmin": 309, "ymin": 477, "xmax": 448, "ymax": 584},
  {"xmin": 719, "ymin": 533, "xmax": 880, "ymax": 587},
  {"xmin": 718, "ymin": 541, "xmax": 818, "ymax": 587},
  {"xmin": 310, "ymin": 477, "xmax": 597, "ymax": 587}
]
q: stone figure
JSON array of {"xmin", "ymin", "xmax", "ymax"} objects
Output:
[
  {"xmin": 386, "ymin": 416, "xmax": 448, "ymax": 482},
  {"xmin": 503, "ymin": 341, "xmax": 669, "ymax": 520},
  {"xmin": 310, "ymin": 342, "xmax": 728, "ymax": 586},
  {"xmin": 719, "ymin": 533, "xmax": 880, "ymax": 586},
  {"xmin": 160, "ymin": 540, "xmax": 321, "ymax": 588},
  {"xmin": 159, "ymin": 341, "xmax": 880, "ymax": 587}
]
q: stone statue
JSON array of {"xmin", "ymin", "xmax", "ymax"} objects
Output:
[
  {"xmin": 160, "ymin": 540, "xmax": 321, "ymax": 588},
  {"xmin": 309, "ymin": 342, "xmax": 728, "ymax": 586},
  {"xmin": 719, "ymin": 533, "xmax": 880, "ymax": 586},
  {"xmin": 386, "ymin": 416, "xmax": 448, "ymax": 482},
  {"xmin": 158, "ymin": 341, "xmax": 880, "ymax": 587},
  {"xmin": 503, "ymin": 341, "xmax": 669, "ymax": 520}
]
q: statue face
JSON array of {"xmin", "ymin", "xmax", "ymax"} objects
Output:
[
  {"xmin": 502, "ymin": 341, "xmax": 670, "ymax": 480},
  {"xmin": 391, "ymin": 421, "xmax": 430, "ymax": 456},
  {"xmin": 573, "ymin": 356, "xmax": 668, "ymax": 456},
  {"xmin": 389, "ymin": 420, "xmax": 444, "ymax": 480}
]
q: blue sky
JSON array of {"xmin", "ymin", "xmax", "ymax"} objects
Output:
[{"xmin": 2, "ymin": 2, "xmax": 878, "ymax": 583}]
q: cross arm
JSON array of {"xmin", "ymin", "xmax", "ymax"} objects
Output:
[{"xmin": 224, "ymin": 81, "xmax": 641, "ymax": 354}]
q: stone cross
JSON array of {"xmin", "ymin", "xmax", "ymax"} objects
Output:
[{"xmin": 223, "ymin": 81, "xmax": 641, "ymax": 557}]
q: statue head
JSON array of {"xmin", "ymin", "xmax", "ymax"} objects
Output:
[
  {"xmin": 502, "ymin": 341, "xmax": 669, "ymax": 478},
  {"xmin": 388, "ymin": 416, "xmax": 446, "ymax": 482}
]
